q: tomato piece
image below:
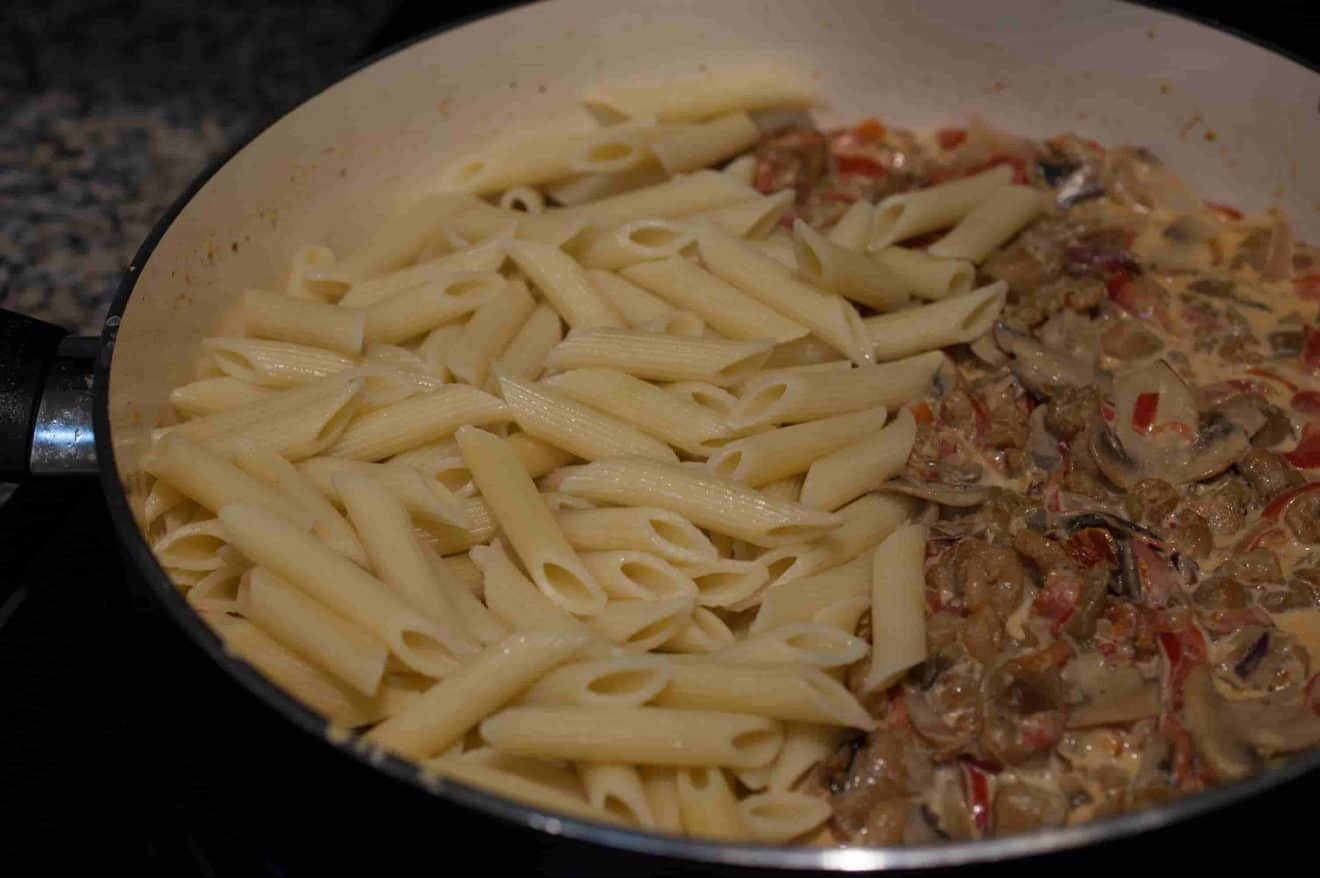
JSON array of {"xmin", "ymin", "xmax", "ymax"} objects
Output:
[
  {"xmin": 909, "ymin": 400, "xmax": 934, "ymax": 425},
  {"xmin": 1159, "ymin": 626, "xmax": 1207, "ymax": 710},
  {"xmin": 1294, "ymin": 274, "xmax": 1320, "ymax": 303},
  {"xmin": 959, "ymin": 760, "xmax": 993, "ymax": 834},
  {"xmin": 852, "ymin": 118, "xmax": 887, "ymax": 143},
  {"xmin": 1131, "ymin": 391, "xmax": 1160, "ymax": 433},
  {"xmin": 1293, "ymin": 390, "xmax": 1320, "ymax": 417},
  {"xmin": 937, "ymin": 127, "xmax": 968, "ymax": 150},
  {"xmin": 1206, "ymin": 201, "xmax": 1244, "ymax": 221},
  {"xmin": 835, "ymin": 154, "xmax": 889, "ymax": 179},
  {"xmin": 1065, "ymin": 528, "xmax": 1118, "ymax": 568},
  {"xmin": 1106, "ymin": 267, "xmax": 1133, "ymax": 302},
  {"xmin": 1303, "ymin": 327, "xmax": 1320, "ymax": 372},
  {"xmin": 1284, "ymin": 423, "xmax": 1320, "ymax": 469}
]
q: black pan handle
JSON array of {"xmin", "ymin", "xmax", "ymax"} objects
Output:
[{"xmin": 0, "ymin": 308, "xmax": 99, "ymax": 481}]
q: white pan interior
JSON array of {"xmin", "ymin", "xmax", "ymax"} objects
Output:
[{"xmin": 107, "ymin": 0, "xmax": 1320, "ymax": 504}]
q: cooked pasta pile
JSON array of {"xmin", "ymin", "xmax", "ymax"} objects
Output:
[{"xmin": 141, "ymin": 64, "xmax": 1050, "ymax": 842}]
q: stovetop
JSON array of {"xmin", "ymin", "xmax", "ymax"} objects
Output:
[{"xmin": 4, "ymin": 2, "xmax": 1318, "ymax": 875}]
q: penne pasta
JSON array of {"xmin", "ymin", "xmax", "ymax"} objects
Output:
[
  {"xmin": 579, "ymin": 763, "xmax": 657, "ymax": 827},
  {"xmin": 238, "ymin": 289, "xmax": 365, "ymax": 356},
  {"xmin": 545, "ymin": 329, "xmax": 773, "ymax": 386},
  {"xmin": 505, "ymin": 239, "xmax": 624, "ymax": 330},
  {"xmin": 677, "ymin": 767, "xmax": 746, "ymax": 841},
  {"xmin": 660, "ymin": 607, "xmax": 737, "ymax": 654},
  {"xmin": 691, "ymin": 189, "xmax": 794, "ymax": 241},
  {"xmin": 285, "ymin": 243, "xmax": 338, "ymax": 301},
  {"xmin": 679, "ymin": 557, "xmax": 771, "ymax": 608},
  {"xmin": 450, "ymin": 202, "xmax": 590, "ymax": 249},
  {"xmin": 800, "ymin": 408, "xmax": 917, "ymax": 511},
  {"xmin": 868, "ymin": 164, "xmax": 1012, "ymax": 249},
  {"xmin": 556, "ymin": 507, "xmax": 718, "ymax": 565},
  {"xmin": 791, "ymin": 220, "xmax": 909, "ymax": 311},
  {"xmin": 570, "ymin": 219, "xmax": 696, "ymax": 271},
  {"xmin": 475, "ymin": 541, "xmax": 608, "ymax": 649},
  {"xmin": 442, "ymin": 279, "xmax": 536, "ymax": 386},
  {"xmin": 427, "ymin": 755, "xmax": 610, "ymax": 825},
  {"xmin": 299, "ymin": 457, "xmax": 470, "ymax": 529},
  {"xmin": 169, "ymin": 376, "xmax": 276, "ymax": 418},
  {"xmin": 498, "ymin": 372, "xmax": 678, "ymax": 463},
  {"xmin": 362, "ymin": 271, "xmax": 505, "ymax": 345},
  {"xmin": 650, "ymin": 112, "xmax": 761, "ymax": 174},
  {"xmin": 521, "ymin": 655, "xmax": 673, "ymax": 708},
  {"xmin": 706, "ymin": 407, "xmax": 889, "ymax": 486},
  {"xmin": 641, "ymin": 766, "xmax": 683, "ymax": 833},
  {"xmin": 716, "ymin": 622, "xmax": 868, "ymax": 668},
  {"xmin": 152, "ymin": 518, "xmax": 228, "ymax": 571},
  {"xmin": 456, "ymin": 427, "xmax": 606, "ymax": 615},
  {"xmin": 750, "ymin": 551, "xmax": 873, "ymax": 635},
  {"xmin": 696, "ymin": 224, "xmax": 870, "ymax": 364},
  {"xmin": 309, "ymin": 194, "xmax": 475, "ymax": 287},
  {"xmin": 559, "ymin": 170, "xmax": 757, "ymax": 227},
  {"xmin": 479, "ymin": 705, "xmax": 783, "ymax": 768},
  {"xmin": 201, "ymin": 337, "xmax": 354, "ymax": 389},
  {"xmin": 499, "ymin": 186, "xmax": 545, "ymax": 214},
  {"xmin": 655, "ymin": 662, "xmax": 873, "ymax": 728},
  {"xmin": 579, "ymin": 550, "xmax": 699, "ymax": 601},
  {"xmin": 338, "ymin": 242, "xmax": 507, "ymax": 308},
  {"xmin": 665, "ymin": 382, "xmax": 739, "ymax": 417},
  {"xmin": 495, "ymin": 302, "xmax": 563, "ymax": 382},
  {"xmin": 863, "ymin": 281, "xmax": 1006, "ymax": 362},
  {"xmin": 584, "ymin": 269, "xmax": 673, "ymax": 327},
  {"xmin": 327, "ymin": 384, "xmax": 509, "ymax": 461},
  {"xmin": 555, "ymin": 457, "xmax": 841, "ymax": 547},
  {"xmin": 864, "ymin": 524, "xmax": 928, "ymax": 692},
  {"xmin": 587, "ymin": 595, "xmax": 695, "ymax": 651},
  {"xmin": 768, "ymin": 723, "xmax": 840, "ymax": 792},
  {"xmin": 368, "ymin": 630, "xmax": 589, "ymax": 759},
  {"xmin": 545, "ymin": 164, "xmax": 669, "ymax": 207},
  {"xmin": 621, "ymin": 257, "xmax": 808, "ymax": 343},
  {"xmin": 927, "ymin": 184, "xmax": 1049, "ymax": 263},
  {"xmin": 827, "ymin": 200, "xmax": 875, "ymax": 251},
  {"xmin": 738, "ymin": 792, "xmax": 831, "ymax": 843},
  {"xmin": 872, "ymin": 246, "xmax": 975, "ymax": 301}
]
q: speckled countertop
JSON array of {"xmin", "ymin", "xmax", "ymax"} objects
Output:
[{"xmin": 2, "ymin": 0, "xmax": 386, "ymax": 335}]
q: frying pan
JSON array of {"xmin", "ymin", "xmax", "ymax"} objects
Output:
[{"xmin": 4, "ymin": 0, "xmax": 1318, "ymax": 870}]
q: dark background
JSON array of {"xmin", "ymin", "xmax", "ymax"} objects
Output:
[{"xmin": 3, "ymin": 1, "xmax": 1318, "ymax": 875}]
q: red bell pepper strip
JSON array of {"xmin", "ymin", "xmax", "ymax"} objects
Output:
[
  {"xmin": 835, "ymin": 154, "xmax": 889, "ymax": 179},
  {"xmin": 1292, "ymin": 390, "xmax": 1320, "ymax": 416},
  {"xmin": 1132, "ymin": 392, "xmax": 1160, "ymax": 433},
  {"xmin": 937, "ymin": 128, "xmax": 968, "ymax": 150},
  {"xmin": 1262, "ymin": 481, "xmax": 1320, "ymax": 520},
  {"xmin": 1284, "ymin": 423, "xmax": 1320, "ymax": 469},
  {"xmin": 960, "ymin": 760, "xmax": 993, "ymax": 834}
]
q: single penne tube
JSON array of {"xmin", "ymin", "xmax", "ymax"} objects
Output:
[
  {"xmin": 504, "ymin": 239, "xmax": 623, "ymax": 330},
  {"xmin": 621, "ymin": 257, "xmax": 807, "ymax": 343},
  {"xmin": 441, "ymin": 551, "xmax": 482, "ymax": 593},
  {"xmin": 520, "ymin": 655, "xmax": 673, "ymax": 707},
  {"xmin": 556, "ymin": 507, "xmax": 718, "ymax": 565},
  {"xmin": 764, "ymin": 335, "xmax": 840, "ymax": 368},
  {"xmin": 445, "ymin": 279, "xmax": 537, "ymax": 386},
  {"xmin": 208, "ymin": 613, "xmax": 382, "ymax": 727},
  {"xmin": 721, "ymin": 154, "xmax": 757, "ymax": 187},
  {"xmin": 545, "ymin": 329, "xmax": 773, "ymax": 386},
  {"xmin": 690, "ymin": 189, "xmax": 794, "ymax": 241},
  {"xmin": 204, "ymin": 377, "xmax": 363, "ymax": 462},
  {"xmin": 715, "ymin": 622, "xmax": 868, "ymax": 668},
  {"xmin": 656, "ymin": 662, "xmax": 873, "ymax": 728},
  {"xmin": 750, "ymin": 551, "xmax": 873, "ymax": 634},
  {"xmin": 151, "ymin": 518, "xmax": 228, "ymax": 571},
  {"xmin": 479, "ymin": 705, "xmax": 783, "ymax": 768},
  {"xmin": 545, "ymin": 368, "xmax": 728, "ymax": 456},
  {"xmin": 456, "ymin": 427, "xmax": 606, "ymax": 615},
  {"xmin": 559, "ymin": 170, "xmax": 757, "ymax": 227},
  {"xmin": 450, "ymin": 202, "xmax": 591, "ymax": 249},
  {"xmin": 238, "ymin": 289, "xmax": 366, "ymax": 355},
  {"xmin": 507, "ymin": 432, "xmax": 576, "ymax": 479},
  {"xmin": 865, "ymin": 523, "xmax": 928, "ymax": 693},
  {"xmin": 169, "ymin": 376, "xmax": 275, "ymax": 418},
  {"xmin": 555, "ymin": 457, "xmax": 842, "ymax": 547},
  {"xmin": 420, "ymin": 544, "xmax": 510, "ymax": 646},
  {"xmin": 582, "ymin": 61, "xmax": 818, "ymax": 123},
  {"xmin": 579, "ymin": 551, "xmax": 699, "ymax": 601},
  {"xmin": 475, "ymin": 541, "xmax": 612, "ymax": 653},
  {"xmin": 327, "ymin": 384, "xmax": 509, "ymax": 461},
  {"xmin": 864, "ymin": 280, "xmax": 1007, "ymax": 362},
  {"xmin": 438, "ymin": 131, "xmax": 601, "ymax": 194},
  {"xmin": 872, "ymin": 246, "xmax": 975, "ymax": 301},
  {"xmin": 660, "ymin": 607, "xmax": 737, "ymax": 654},
  {"xmin": 827, "ymin": 200, "xmax": 875, "ymax": 251},
  {"xmin": 340, "ymin": 243, "xmax": 507, "ymax": 309},
  {"xmin": 457, "ymin": 746, "xmax": 584, "ymax": 799},
  {"xmin": 729, "ymin": 351, "xmax": 942, "ymax": 429},
  {"xmin": 218, "ymin": 503, "xmax": 469, "ymax": 678},
  {"xmin": 584, "ymin": 269, "xmax": 673, "ymax": 327},
  {"xmin": 578, "ymin": 763, "xmax": 657, "ymax": 828},
  {"xmin": 201, "ymin": 337, "xmax": 355, "ymax": 389},
  {"xmin": 427, "ymin": 755, "xmax": 611, "ymax": 824},
  {"xmin": 498, "ymin": 186, "xmax": 545, "ymax": 214},
  {"xmin": 868, "ymin": 164, "xmax": 1013, "ymax": 249},
  {"xmin": 368, "ymin": 629, "xmax": 589, "ymax": 759},
  {"xmin": 927, "ymin": 184, "xmax": 1049, "ymax": 263},
  {"xmin": 757, "ymin": 474, "xmax": 804, "ymax": 504},
  {"xmin": 678, "ymin": 557, "xmax": 771, "ymax": 608},
  {"xmin": 768, "ymin": 723, "xmax": 840, "ymax": 792},
  {"xmin": 800, "ymin": 408, "xmax": 916, "ymax": 511},
  {"xmin": 143, "ymin": 480, "xmax": 188, "ymax": 529},
  {"xmin": 308, "ymin": 194, "xmax": 475, "ymax": 287},
  {"xmin": 230, "ymin": 444, "xmax": 368, "ymax": 564},
  {"xmin": 791, "ymin": 220, "xmax": 909, "ymax": 311},
  {"xmin": 497, "ymin": 372, "xmax": 677, "ymax": 463},
  {"xmin": 665, "ymin": 382, "xmax": 738, "ymax": 417},
  {"xmin": 186, "ymin": 567, "xmax": 243, "ymax": 612},
  {"xmin": 676, "ymin": 767, "xmax": 747, "ymax": 841},
  {"xmin": 335, "ymin": 473, "xmax": 479, "ymax": 657},
  {"xmin": 650, "ymin": 112, "xmax": 761, "ymax": 174},
  {"xmin": 737, "ymin": 792, "xmax": 831, "ymax": 843},
  {"xmin": 365, "ymin": 343, "xmax": 436, "ymax": 376},
  {"xmin": 496, "ymin": 303, "xmax": 563, "ymax": 382},
  {"xmin": 299, "ymin": 458, "xmax": 470, "ymax": 529},
  {"xmin": 750, "ymin": 228, "xmax": 799, "ymax": 269},
  {"xmin": 706, "ymin": 407, "xmax": 889, "ymax": 486},
  {"xmin": 695, "ymin": 224, "xmax": 870, "ymax": 364},
  {"xmin": 759, "ymin": 492, "xmax": 919, "ymax": 590},
  {"xmin": 569, "ymin": 219, "xmax": 696, "ymax": 271},
  {"xmin": 284, "ymin": 243, "xmax": 338, "ymax": 301},
  {"xmin": 362, "ymin": 271, "xmax": 506, "ymax": 345},
  {"xmin": 351, "ymin": 365, "xmax": 450, "ymax": 412},
  {"xmin": 541, "ymin": 491, "xmax": 597, "ymax": 513},
  {"xmin": 640, "ymin": 767, "xmax": 683, "ymax": 833},
  {"xmin": 143, "ymin": 434, "xmax": 314, "ymax": 528},
  {"xmin": 642, "ymin": 310, "xmax": 701, "ymax": 341},
  {"xmin": 416, "ymin": 323, "xmax": 463, "ymax": 381},
  {"xmin": 733, "ymin": 762, "xmax": 772, "ymax": 793},
  {"xmin": 545, "ymin": 164, "xmax": 669, "ymax": 207},
  {"xmin": 587, "ymin": 595, "xmax": 696, "ymax": 651},
  {"xmin": 240, "ymin": 567, "xmax": 389, "ymax": 696}
]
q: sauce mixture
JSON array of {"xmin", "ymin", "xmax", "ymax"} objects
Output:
[{"xmin": 752, "ymin": 119, "xmax": 1320, "ymax": 842}]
